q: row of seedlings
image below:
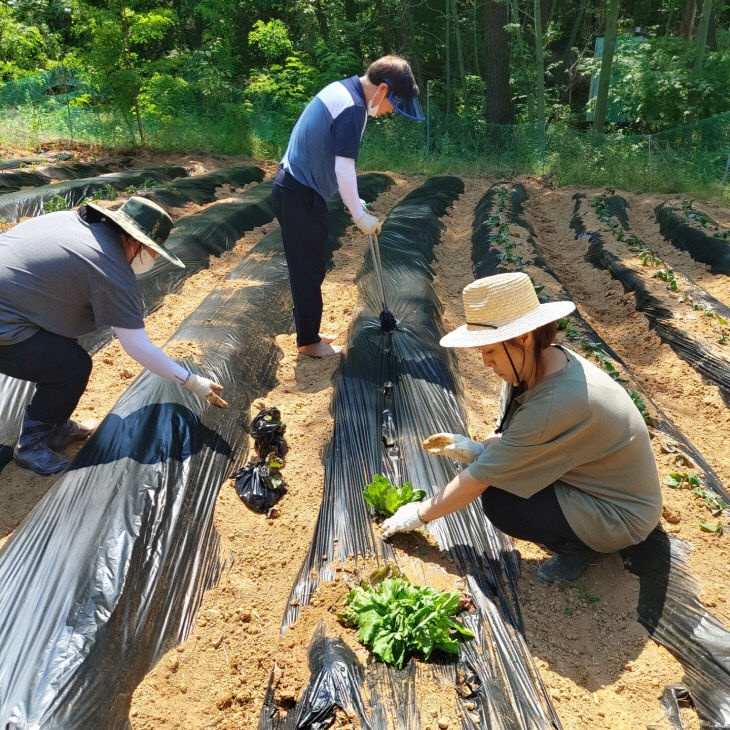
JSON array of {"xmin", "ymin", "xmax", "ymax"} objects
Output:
[
  {"xmin": 572, "ymin": 191, "xmax": 730, "ymax": 405},
  {"xmin": 474, "ymin": 182, "xmax": 730, "ymax": 729},
  {"xmin": 0, "ymin": 157, "xmax": 133, "ymax": 194},
  {"xmin": 654, "ymin": 199, "xmax": 730, "ymax": 275},
  {"xmin": 0, "ymin": 174, "xmax": 393, "ymax": 730},
  {"xmin": 0, "ymin": 170, "xmax": 269, "ymax": 470},
  {"xmin": 259, "ymin": 177, "xmax": 563, "ymax": 730}
]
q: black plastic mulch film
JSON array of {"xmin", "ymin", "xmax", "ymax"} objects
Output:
[
  {"xmin": 571, "ymin": 193, "xmax": 730, "ymax": 406},
  {"xmin": 0, "ymin": 170, "xmax": 272, "ymax": 471},
  {"xmin": 0, "ymin": 158, "xmax": 134, "ymax": 193},
  {"xmin": 0, "ymin": 173, "xmax": 392, "ymax": 730},
  {"xmin": 259, "ymin": 177, "xmax": 562, "ymax": 730},
  {"xmin": 654, "ymin": 202, "xmax": 730, "ymax": 276},
  {"xmin": 474, "ymin": 182, "xmax": 730, "ymax": 730},
  {"xmin": 0, "ymin": 165, "xmax": 188, "ymax": 221}
]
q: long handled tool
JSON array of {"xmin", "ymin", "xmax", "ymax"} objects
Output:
[{"xmin": 368, "ymin": 232, "xmax": 397, "ymax": 332}]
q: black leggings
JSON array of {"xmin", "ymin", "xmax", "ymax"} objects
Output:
[
  {"xmin": 0, "ymin": 329, "xmax": 92, "ymax": 424},
  {"xmin": 481, "ymin": 483, "xmax": 595, "ymax": 555}
]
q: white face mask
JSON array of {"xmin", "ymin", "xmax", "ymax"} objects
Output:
[
  {"xmin": 130, "ymin": 247, "xmax": 157, "ymax": 276},
  {"xmin": 367, "ymin": 96, "xmax": 382, "ymax": 117}
]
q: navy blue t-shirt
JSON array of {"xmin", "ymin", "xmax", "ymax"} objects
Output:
[{"xmin": 281, "ymin": 76, "xmax": 367, "ymax": 201}]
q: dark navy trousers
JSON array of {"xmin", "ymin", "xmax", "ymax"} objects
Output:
[{"xmin": 272, "ymin": 168, "xmax": 329, "ymax": 348}]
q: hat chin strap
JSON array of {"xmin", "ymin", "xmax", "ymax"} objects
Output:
[{"xmin": 502, "ymin": 342, "xmax": 521, "ymax": 388}]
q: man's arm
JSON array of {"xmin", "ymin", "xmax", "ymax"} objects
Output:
[{"xmin": 334, "ymin": 155, "xmax": 365, "ymax": 219}]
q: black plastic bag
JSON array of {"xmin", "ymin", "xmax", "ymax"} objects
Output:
[{"xmin": 234, "ymin": 407, "xmax": 288, "ymax": 513}]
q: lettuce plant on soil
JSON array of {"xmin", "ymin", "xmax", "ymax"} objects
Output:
[
  {"xmin": 338, "ymin": 573, "xmax": 474, "ymax": 669},
  {"xmin": 363, "ymin": 473, "xmax": 426, "ymax": 517}
]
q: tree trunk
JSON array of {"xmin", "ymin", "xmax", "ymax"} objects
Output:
[
  {"xmin": 483, "ymin": 0, "xmax": 513, "ymax": 124},
  {"xmin": 693, "ymin": 0, "xmax": 713, "ymax": 77},
  {"xmin": 471, "ymin": 0, "xmax": 480, "ymax": 76},
  {"xmin": 120, "ymin": 3, "xmax": 144, "ymax": 145},
  {"xmin": 313, "ymin": 0, "xmax": 329, "ymax": 41},
  {"xmin": 680, "ymin": 0, "xmax": 698, "ymax": 39},
  {"xmin": 343, "ymin": 0, "xmax": 363, "ymax": 61},
  {"xmin": 375, "ymin": 0, "xmax": 393, "ymax": 54},
  {"xmin": 510, "ymin": 0, "xmax": 533, "ymax": 121},
  {"xmin": 452, "ymin": 0, "xmax": 467, "ymax": 107},
  {"xmin": 534, "ymin": 0, "xmax": 546, "ymax": 148},
  {"xmin": 445, "ymin": 0, "xmax": 452, "ymax": 116},
  {"xmin": 592, "ymin": 0, "xmax": 619, "ymax": 139}
]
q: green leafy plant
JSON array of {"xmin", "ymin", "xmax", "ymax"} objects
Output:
[
  {"xmin": 43, "ymin": 195, "xmax": 70, "ymax": 213},
  {"xmin": 692, "ymin": 487, "xmax": 730, "ymax": 514},
  {"xmin": 628, "ymin": 389, "xmax": 651, "ymax": 425},
  {"xmin": 699, "ymin": 520, "xmax": 724, "ymax": 534},
  {"xmin": 338, "ymin": 573, "xmax": 474, "ymax": 669},
  {"xmin": 363, "ymin": 474, "xmax": 425, "ymax": 517},
  {"xmin": 653, "ymin": 268, "xmax": 678, "ymax": 291},
  {"xmin": 663, "ymin": 472, "xmax": 701, "ymax": 489}
]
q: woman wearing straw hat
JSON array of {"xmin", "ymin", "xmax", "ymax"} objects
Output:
[
  {"xmin": 382, "ymin": 272, "xmax": 662, "ymax": 583},
  {"xmin": 0, "ymin": 196, "xmax": 228, "ymax": 477}
]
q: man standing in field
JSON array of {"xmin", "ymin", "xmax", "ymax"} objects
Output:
[{"xmin": 273, "ymin": 55, "xmax": 424, "ymax": 357}]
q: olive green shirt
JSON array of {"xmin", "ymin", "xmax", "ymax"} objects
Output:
[{"xmin": 468, "ymin": 347, "xmax": 662, "ymax": 553}]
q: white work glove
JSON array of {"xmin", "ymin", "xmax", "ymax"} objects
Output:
[
  {"xmin": 354, "ymin": 211, "xmax": 382, "ymax": 235},
  {"xmin": 184, "ymin": 373, "xmax": 229, "ymax": 409},
  {"xmin": 381, "ymin": 502, "xmax": 425, "ymax": 538},
  {"xmin": 422, "ymin": 432, "xmax": 485, "ymax": 463}
]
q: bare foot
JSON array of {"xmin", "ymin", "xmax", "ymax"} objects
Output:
[
  {"xmin": 298, "ymin": 341, "xmax": 343, "ymax": 358},
  {"xmin": 318, "ymin": 333, "xmax": 340, "ymax": 344}
]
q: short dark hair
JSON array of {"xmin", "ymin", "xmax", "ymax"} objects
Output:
[{"xmin": 366, "ymin": 55, "xmax": 419, "ymax": 99}]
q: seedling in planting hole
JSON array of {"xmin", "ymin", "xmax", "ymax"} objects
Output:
[
  {"xmin": 699, "ymin": 520, "xmax": 725, "ymax": 534},
  {"xmin": 663, "ymin": 472, "xmax": 701, "ymax": 489},
  {"xmin": 363, "ymin": 474, "xmax": 426, "ymax": 517},
  {"xmin": 628, "ymin": 390, "xmax": 651, "ymax": 425},
  {"xmin": 564, "ymin": 584, "xmax": 600, "ymax": 616},
  {"xmin": 692, "ymin": 487, "xmax": 730, "ymax": 515},
  {"xmin": 653, "ymin": 268, "xmax": 678, "ymax": 291},
  {"xmin": 557, "ymin": 318, "xmax": 581, "ymax": 342},
  {"xmin": 639, "ymin": 250, "xmax": 662, "ymax": 267},
  {"xmin": 43, "ymin": 195, "xmax": 70, "ymax": 213}
]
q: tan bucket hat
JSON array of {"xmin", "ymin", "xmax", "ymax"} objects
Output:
[
  {"xmin": 440, "ymin": 272, "xmax": 576, "ymax": 348},
  {"xmin": 86, "ymin": 196, "xmax": 184, "ymax": 269}
]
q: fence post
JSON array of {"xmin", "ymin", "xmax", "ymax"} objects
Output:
[
  {"xmin": 426, "ymin": 79, "xmax": 431, "ymax": 156},
  {"xmin": 648, "ymin": 135, "xmax": 652, "ymax": 189}
]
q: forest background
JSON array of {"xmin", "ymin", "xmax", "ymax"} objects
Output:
[{"xmin": 0, "ymin": 0, "xmax": 729, "ymax": 197}]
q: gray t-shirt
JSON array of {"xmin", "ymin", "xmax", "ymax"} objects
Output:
[
  {"xmin": 0, "ymin": 210, "xmax": 144, "ymax": 345},
  {"xmin": 469, "ymin": 347, "xmax": 662, "ymax": 552}
]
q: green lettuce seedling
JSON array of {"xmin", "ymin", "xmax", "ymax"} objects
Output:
[
  {"xmin": 339, "ymin": 575, "xmax": 474, "ymax": 669},
  {"xmin": 363, "ymin": 474, "xmax": 426, "ymax": 517}
]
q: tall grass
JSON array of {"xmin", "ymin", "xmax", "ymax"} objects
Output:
[{"xmin": 1, "ymin": 98, "xmax": 728, "ymax": 201}]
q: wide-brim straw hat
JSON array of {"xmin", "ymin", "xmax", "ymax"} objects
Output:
[
  {"xmin": 87, "ymin": 196, "xmax": 184, "ymax": 269},
  {"xmin": 440, "ymin": 272, "xmax": 576, "ymax": 348}
]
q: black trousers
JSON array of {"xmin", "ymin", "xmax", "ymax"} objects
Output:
[
  {"xmin": 272, "ymin": 168, "xmax": 329, "ymax": 347},
  {"xmin": 481, "ymin": 483, "xmax": 595, "ymax": 555},
  {"xmin": 0, "ymin": 329, "xmax": 92, "ymax": 424}
]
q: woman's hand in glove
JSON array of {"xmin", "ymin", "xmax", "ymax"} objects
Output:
[
  {"xmin": 184, "ymin": 373, "xmax": 229, "ymax": 409},
  {"xmin": 422, "ymin": 432, "xmax": 485, "ymax": 463},
  {"xmin": 381, "ymin": 502, "xmax": 425, "ymax": 538}
]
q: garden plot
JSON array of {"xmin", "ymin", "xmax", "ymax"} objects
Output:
[
  {"xmin": 0, "ymin": 152, "xmax": 729, "ymax": 730},
  {"xmin": 569, "ymin": 191, "xmax": 730, "ymax": 404}
]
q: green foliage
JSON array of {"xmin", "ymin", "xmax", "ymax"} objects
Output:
[
  {"xmin": 363, "ymin": 474, "xmax": 426, "ymax": 518},
  {"xmin": 663, "ymin": 472, "xmax": 701, "ymax": 489},
  {"xmin": 0, "ymin": 4, "xmax": 56, "ymax": 81},
  {"xmin": 627, "ymin": 389, "xmax": 651, "ymax": 425},
  {"xmin": 580, "ymin": 36, "xmax": 730, "ymax": 132},
  {"xmin": 245, "ymin": 53, "xmax": 315, "ymax": 121},
  {"xmin": 43, "ymin": 195, "xmax": 70, "ymax": 212},
  {"xmin": 248, "ymin": 19, "xmax": 292, "ymax": 65},
  {"xmin": 338, "ymin": 574, "xmax": 474, "ymax": 669}
]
